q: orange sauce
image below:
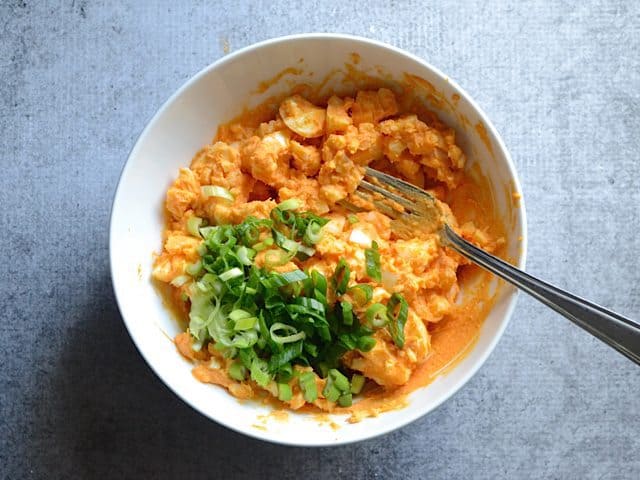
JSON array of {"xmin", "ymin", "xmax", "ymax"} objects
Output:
[
  {"xmin": 254, "ymin": 67, "xmax": 304, "ymax": 94},
  {"xmin": 403, "ymin": 73, "xmax": 448, "ymax": 109},
  {"xmin": 475, "ymin": 121, "xmax": 494, "ymax": 156}
]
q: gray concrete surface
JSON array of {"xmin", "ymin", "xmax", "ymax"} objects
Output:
[{"xmin": 1, "ymin": 0, "xmax": 639, "ymax": 478}]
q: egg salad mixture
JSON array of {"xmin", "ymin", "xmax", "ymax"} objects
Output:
[{"xmin": 152, "ymin": 88, "xmax": 502, "ymax": 417}]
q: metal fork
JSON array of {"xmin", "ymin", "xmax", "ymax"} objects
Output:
[{"xmin": 348, "ymin": 167, "xmax": 640, "ymax": 366}]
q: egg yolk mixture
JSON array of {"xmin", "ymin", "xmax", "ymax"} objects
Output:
[{"xmin": 153, "ymin": 88, "xmax": 504, "ymax": 419}]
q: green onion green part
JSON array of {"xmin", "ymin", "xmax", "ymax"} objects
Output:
[
  {"xmin": 366, "ymin": 303, "xmax": 388, "ymax": 328},
  {"xmin": 348, "ymin": 284, "xmax": 373, "ymax": 306},
  {"xmin": 175, "ymin": 202, "xmax": 402, "ymax": 405},
  {"xmin": 332, "ymin": 259, "xmax": 350, "ymax": 295},
  {"xmin": 350, "ymin": 374, "xmax": 365, "ymax": 394},
  {"xmin": 338, "ymin": 393, "xmax": 353, "ymax": 407},
  {"xmin": 299, "ymin": 372, "xmax": 318, "ymax": 402},
  {"xmin": 278, "ymin": 383, "xmax": 293, "ymax": 402},
  {"xmin": 364, "ymin": 241, "xmax": 382, "ymax": 282},
  {"xmin": 269, "ymin": 322, "xmax": 306, "ymax": 344},
  {"xmin": 228, "ymin": 361, "xmax": 247, "ymax": 381},
  {"xmin": 386, "ymin": 293, "xmax": 409, "ymax": 348},
  {"xmin": 250, "ymin": 358, "xmax": 272, "ymax": 387}
]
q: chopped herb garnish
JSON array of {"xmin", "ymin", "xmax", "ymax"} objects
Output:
[
  {"xmin": 181, "ymin": 201, "xmax": 408, "ymax": 405},
  {"xmin": 365, "ymin": 241, "xmax": 381, "ymax": 282},
  {"xmin": 386, "ymin": 293, "xmax": 409, "ymax": 348}
]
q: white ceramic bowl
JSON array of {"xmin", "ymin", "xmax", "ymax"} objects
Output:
[{"xmin": 110, "ymin": 34, "xmax": 527, "ymax": 446}]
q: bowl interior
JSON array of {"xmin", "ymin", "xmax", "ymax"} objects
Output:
[{"xmin": 110, "ymin": 34, "xmax": 526, "ymax": 446}]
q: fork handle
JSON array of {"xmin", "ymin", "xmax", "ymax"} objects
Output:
[{"xmin": 442, "ymin": 225, "xmax": 640, "ymax": 365}]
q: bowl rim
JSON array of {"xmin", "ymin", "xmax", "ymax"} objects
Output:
[{"xmin": 109, "ymin": 32, "xmax": 528, "ymax": 447}]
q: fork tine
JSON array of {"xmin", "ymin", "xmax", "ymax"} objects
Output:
[
  {"xmin": 364, "ymin": 167, "xmax": 436, "ymax": 204},
  {"xmin": 357, "ymin": 180, "xmax": 419, "ymax": 213},
  {"xmin": 354, "ymin": 191, "xmax": 403, "ymax": 219},
  {"xmin": 337, "ymin": 199, "xmax": 363, "ymax": 212},
  {"xmin": 354, "ymin": 167, "xmax": 443, "ymax": 238}
]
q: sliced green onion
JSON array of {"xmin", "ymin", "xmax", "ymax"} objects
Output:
[
  {"xmin": 274, "ymin": 234, "xmax": 300, "ymax": 253},
  {"xmin": 250, "ymin": 358, "xmax": 272, "ymax": 387},
  {"xmin": 270, "ymin": 207, "xmax": 292, "ymax": 227},
  {"xmin": 170, "ymin": 275, "xmax": 190, "ymax": 287},
  {"xmin": 269, "ymin": 322, "xmax": 306, "ymax": 344},
  {"xmin": 201, "ymin": 185, "xmax": 234, "ymax": 201},
  {"xmin": 229, "ymin": 309, "xmax": 252, "ymax": 321},
  {"xmin": 215, "ymin": 343, "xmax": 237, "ymax": 359},
  {"xmin": 187, "ymin": 216, "xmax": 204, "ymax": 237},
  {"xmin": 179, "ymin": 203, "xmax": 384, "ymax": 398},
  {"xmin": 366, "ymin": 303, "xmax": 388, "ymax": 328},
  {"xmin": 224, "ymin": 329, "xmax": 258, "ymax": 348},
  {"xmin": 235, "ymin": 216, "xmax": 271, "ymax": 246},
  {"xmin": 264, "ymin": 249, "xmax": 296, "ymax": 267},
  {"xmin": 332, "ymin": 259, "xmax": 350, "ymax": 295},
  {"xmin": 199, "ymin": 226, "xmax": 218, "ymax": 239},
  {"xmin": 296, "ymin": 296, "xmax": 325, "ymax": 314},
  {"xmin": 311, "ymin": 270, "xmax": 327, "ymax": 296},
  {"xmin": 350, "ymin": 374, "xmax": 365, "ymax": 394},
  {"xmin": 303, "ymin": 343, "xmax": 318, "ymax": 358},
  {"xmin": 278, "ymin": 383, "xmax": 293, "ymax": 402},
  {"xmin": 303, "ymin": 221, "xmax": 323, "ymax": 245},
  {"xmin": 365, "ymin": 241, "xmax": 381, "ymax": 282},
  {"xmin": 253, "ymin": 237, "xmax": 274, "ymax": 252},
  {"xmin": 338, "ymin": 393, "xmax": 352, "ymax": 407},
  {"xmin": 228, "ymin": 361, "xmax": 247, "ymax": 381},
  {"xmin": 297, "ymin": 244, "xmax": 316, "ymax": 257},
  {"xmin": 233, "ymin": 316, "xmax": 257, "ymax": 331},
  {"xmin": 277, "ymin": 199, "xmax": 300, "ymax": 211},
  {"xmin": 236, "ymin": 246, "xmax": 255, "ymax": 266},
  {"xmin": 356, "ymin": 336, "xmax": 376, "ymax": 352},
  {"xmin": 185, "ymin": 260, "xmax": 203, "ymax": 277},
  {"xmin": 329, "ymin": 369, "xmax": 350, "ymax": 392},
  {"xmin": 198, "ymin": 273, "xmax": 223, "ymax": 296},
  {"xmin": 238, "ymin": 348, "xmax": 256, "ymax": 370},
  {"xmin": 341, "ymin": 301, "xmax": 353, "ymax": 325},
  {"xmin": 338, "ymin": 333, "xmax": 357, "ymax": 350},
  {"xmin": 386, "ymin": 293, "xmax": 409, "ymax": 348},
  {"xmin": 272, "ymin": 226, "xmax": 315, "ymax": 258},
  {"xmin": 276, "ymin": 364, "xmax": 294, "ymax": 383},
  {"xmin": 299, "ymin": 372, "xmax": 317, "ymax": 402},
  {"xmin": 269, "ymin": 342, "xmax": 303, "ymax": 373},
  {"xmin": 263, "ymin": 270, "xmax": 308, "ymax": 289},
  {"xmin": 219, "ymin": 267, "xmax": 243, "ymax": 282},
  {"xmin": 229, "ymin": 329, "xmax": 258, "ymax": 349},
  {"xmin": 348, "ymin": 284, "xmax": 373, "ymax": 306},
  {"xmin": 348, "ymin": 214, "xmax": 359, "ymax": 224},
  {"xmin": 322, "ymin": 382, "xmax": 340, "ymax": 403},
  {"xmin": 317, "ymin": 362, "xmax": 329, "ymax": 379}
]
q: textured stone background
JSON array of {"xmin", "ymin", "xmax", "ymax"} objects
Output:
[{"xmin": 1, "ymin": 0, "xmax": 639, "ymax": 478}]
